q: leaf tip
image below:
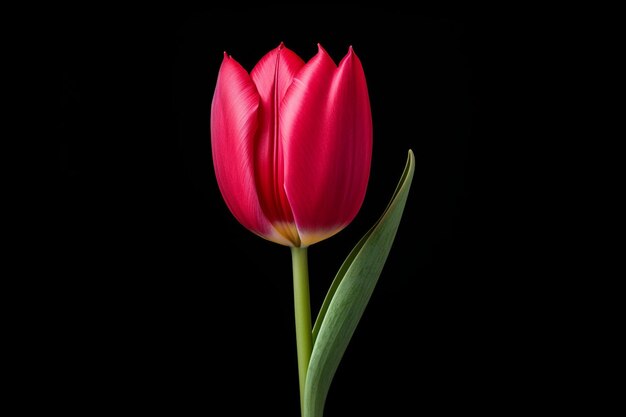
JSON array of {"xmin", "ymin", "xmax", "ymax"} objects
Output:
[{"xmin": 406, "ymin": 149, "xmax": 415, "ymax": 175}]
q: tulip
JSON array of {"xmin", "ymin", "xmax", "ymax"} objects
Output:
[
  {"xmin": 211, "ymin": 43, "xmax": 372, "ymax": 247},
  {"xmin": 211, "ymin": 43, "xmax": 375, "ymax": 417}
]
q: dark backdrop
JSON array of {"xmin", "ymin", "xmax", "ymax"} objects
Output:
[{"xmin": 49, "ymin": 7, "xmax": 523, "ymax": 416}]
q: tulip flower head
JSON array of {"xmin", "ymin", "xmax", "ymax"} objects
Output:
[{"xmin": 211, "ymin": 43, "xmax": 372, "ymax": 247}]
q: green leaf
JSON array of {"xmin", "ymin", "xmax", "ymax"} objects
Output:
[{"xmin": 304, "ymin": 150, "xmax": 415, "ymax": 417}]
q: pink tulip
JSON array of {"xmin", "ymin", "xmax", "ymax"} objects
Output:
[{"xmin": 211, "ymin": 43, "xmax": 372, "ymax": 247}]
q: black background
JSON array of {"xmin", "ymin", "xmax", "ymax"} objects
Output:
[{"xmin": 47, "ymin": 7, "xmax": 534, "ymax": 416}]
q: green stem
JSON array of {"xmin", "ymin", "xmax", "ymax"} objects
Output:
[{"xmin": 291, "ymin": 246, "xmax": 312, "ymax": 416}]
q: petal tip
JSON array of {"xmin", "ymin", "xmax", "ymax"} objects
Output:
[
  {"xmin": 314, "ymin": 43, "xmax": 335, "ymax": 65},
  {"xmin": 347, "ymin": 45, "xmax": 356, "ymax": 59}
]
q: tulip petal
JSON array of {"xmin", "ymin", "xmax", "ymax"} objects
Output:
[
  {"xmin": 249, "ymin": 44, "xmax": 306, "ymax": 246},
  {"xmin": 211, "ymin": 54, "xmax": 293, "ymax": 246},
  {"xmin": 281, "ymin": 46, "xmax": 373, "ymax": 246},
  {"xmin": 251, "ymin": 43, "xmax": 305, "ymax": 105}
]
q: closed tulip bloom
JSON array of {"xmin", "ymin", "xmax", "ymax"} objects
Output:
[{"xmin": 211, "ymin": 43, "xmax": 372, "ymax": 247}]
